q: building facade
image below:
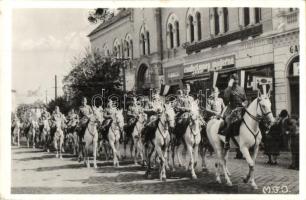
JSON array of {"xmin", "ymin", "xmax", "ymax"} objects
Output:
[{"xmin": 88, "ymin": 8, "xmax": 299, "ymax": 116}]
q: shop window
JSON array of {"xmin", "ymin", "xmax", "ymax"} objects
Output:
[
  {"xmin": 169, "ymin": 24, "xmax": 174, "ymax": 49},
  {"xmin": 175, "ymin": 21, "xmax": 180, "ymax": 46},
  {"xmin": 288, "ymin": 56, "xmax": 299, "ymax": 117},
  {"xmin": 244, "ymin": 8, "xmax": 250, "ymax": 26},
  {"xmin": 255, "ymin": 8, "xmax": 261, "ymax": 24},
  {"xmin": 196, "ymin": 12, "xmax": 202, "ymax": 41},
  {"xmin": 223, "ymin": 8, "xmax": 229, "ymax": 33},
  {"xmin": 189, "ymin": 15, "xmax": 195, "ymax": 42},
  {"xmin": 213, "ymin": 8, "xmax": 220, "ymax": 35}
]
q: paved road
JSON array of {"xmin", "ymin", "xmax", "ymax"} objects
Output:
[{"xmin": 11, "ymin": 140, "xmax": 298, "ymax": 194}]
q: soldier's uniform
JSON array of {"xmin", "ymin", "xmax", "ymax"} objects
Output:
[
  {"xmin": 78, "ymin": 104, "xmax": 93, "ymax": 139},
  {"xmin": 99, "ymin": 101, "xmax": 117, "ymax": 139},
  {"xmin": 206, "ymin": 88, "xmax": 225, "ymax": 118},
  {"xmin": 39, "ymin": 109, "xmax": 51, "ymax": 133},
  {"xmin": 223, "ymin": 74, "xmax": 247, "ymax": 149},
  {"xmin": 174, "ymin": 91, "xmax": 194, "ymax": 142},
  {"xmin": 67, "ymin": 111, "xmax": 79, "ymax": 134}
]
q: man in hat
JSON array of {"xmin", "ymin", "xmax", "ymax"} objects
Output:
[
  {"xmin": 206, "ymin": 87, "xmax": 225, "ymax": 117},
  {"xmin": 223, "ymin": 73, "xmax": 248, "ymax": 150},
  {"xmin": 174, "ymin": 83, "xmax": 194, "ymax": 144},
  {"xmin": 77, "ymin": 97, "xmax": 93, "ymax": 141}
]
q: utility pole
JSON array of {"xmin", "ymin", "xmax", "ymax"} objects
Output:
[{"xmin": 55, "ymin": 75, "xmax": 58, "ymax": 99}]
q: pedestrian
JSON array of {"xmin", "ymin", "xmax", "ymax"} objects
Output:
[{"xmin": 286, "ymin": 117, "xmax": 299, "ymax": 170}]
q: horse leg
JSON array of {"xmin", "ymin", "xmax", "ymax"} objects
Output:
[
  {"xmin": 93, "ymin": 140, "xmax": 98, "ymax": 168},
  {"xmin": 17, "ymin": 130, "xmax": 20, "ymax": 147},
  {"xmin": 109, "ymin": 141, "xmax": 118, "ymax": 167},
  {"xmin": 155, "ymin": 144, "xmax": 166, "ymax": 181},
  {"xmin": 249, "ymin": 145, "xmax": 259, "ymax": 189},
  {"xmin": 133, "ymin": 137, "xmax": 138, "ymax": 165},
  {"xmin": 177, "ymin": 145, "xmax": 183, "ymax": 167},
  {"xmin": 115, "ymin": 140, "xmax": 121, "ymax": 166},
  {"xmin": 146, "ymin": 143, "xmax": 155, "ymax": 178},
  {"xmin": 240, "ymin": 146, "xmax": 257, "ymax": 189},
  {"xmin": 187, "ymin": 145, "xmax": 197, "ymax": 179},
  {"xmin": 201, "ymin": 145, "xmax": 208, "ymax": 171},
  {"xmin": 223, "ymin": 149, "xmax": 231, "ymax": 176},
  {"xmin": 59, "ymin": 136, "xmax": 63, "ymax": 159}
]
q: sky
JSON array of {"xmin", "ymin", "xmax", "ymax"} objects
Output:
[{"xmin": 12, "ymin": 9, "xmax": 98, "ymax": 106}]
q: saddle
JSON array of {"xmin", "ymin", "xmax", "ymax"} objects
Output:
[
  {"xmin": 99, "ymin": 119, "xmax": 113, "ymax": 140},
  {"xmin": 218, "ymin": 119, "xmax": 242, "ymax": 138}
]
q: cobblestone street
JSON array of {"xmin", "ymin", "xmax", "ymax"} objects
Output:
[{"xmin": 11, "ymin": 140, "xmax": 299, "ymax": 194}]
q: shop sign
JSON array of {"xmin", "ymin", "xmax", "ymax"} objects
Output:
[
  {"xmin": 164, "ymin": 65, "xmax": 184, "ymax": 85},
  {"xmin": 184, "ymin": 55, "xmax": 235, "ymax": 77},
  {"xmin": 289, "ymin": 45, "xmax": 299, "ymax": 54}
]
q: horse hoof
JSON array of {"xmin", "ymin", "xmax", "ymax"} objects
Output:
[
  {"xmin": 216, "ymin": 177, "xmax": 222, "ymax": 184},
  {"xmin": 94, "ymin": 164, "xmax": 98, "ymax": 169},
  {"xmin": 226, "ymin": 181, "xmax": 233, "ymax": 187},
  {"xmin": 56, "ymin": 154, "xmax": 59, "ymax": 158},
  {"xmin": 252, "ymin": 184, "xmax": 258, "ymax": 190},
  {"xmin": 161, "ymin": 177, "xmax": 167, "ymax": 182},
  {"xmin": 191, "ymin": 175, "xmax": 197, "ymax": 180},
  {"xmin": 60, "ymin": 156, "xmax": 63, "ymax": 159}
]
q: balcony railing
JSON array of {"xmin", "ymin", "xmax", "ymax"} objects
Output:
[
  {"xmin": 185, "ymin": 24, "xmax": 263, "ymax": 54},
  {"xmin": 286, "ymin": 11, "xmax": 298, "ymax": 24}
]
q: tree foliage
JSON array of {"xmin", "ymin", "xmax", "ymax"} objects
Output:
[
  {"xmin": 63, "ymin": 49, "xmax": 124, "ymax": 107},
  {"xmin": 88, "ymin": 8, "xmax": 114, "ymax": 24},
  {"xmin": 46, "ymin": 96, "xmax": 72, "ymax": 115}
]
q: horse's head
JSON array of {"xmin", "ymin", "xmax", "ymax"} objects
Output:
[
  {"xmin": 163, "ymin": 103, "xmax": 175, "ymax": 128},
  {"xmin": 114, "ymin": 109, "xmax": 125, "ymax": 131},
  {"xmin": 258, "ymin": 93, "xmax": 275, "ymax": 128},
  {"xmin": 92, "ymin": 106, "xmax": 104, "ymax": 124},
  {"xmin": 190, "ymin": 100, "xmax": 200, "ymax": 121}
]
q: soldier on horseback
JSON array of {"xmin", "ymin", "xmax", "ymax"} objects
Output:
[
  {"xmin": 223, "ymin": 73, "xmax": 248, "ymax": 150},
  {"xmin": 173, "ymin": 83, "xmax": 194, "ymax": 144},
  {"xmin": 206, "ymin": 87, "xmax": 225, "ymax": 117},
  {"xmin": 125, "ymin": 97, "xmax": 141, "ymax": 136},
  {"xmin": 100, "ymin": 99, "xmax": 117, "ymax": 139},
  {"xmin": 77, "ymin": 97, "xmax": 93, "ymax": 142},
  {"xmin": 39, "ymin": 107, "xmax": 51, "ymax": 132}
]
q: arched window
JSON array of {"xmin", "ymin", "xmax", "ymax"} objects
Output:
[
  {"xmin": 129, "ymin": 40, "xmax": 133, "ymax": 59},
  {"xmin": 255, "ymin": 8, "xmax": 261, "ymax": 23},
  {"xmin": 244, "ymin": 8, "xmax": 250, "ymax": 26},
  {"xmin": 196, "ymin": 12, "xmax": 201, "ymax": 41},
  {"xmin": 213, "ymin": 8, "xmax": 219, "ymax": 35},
  {"xmin": 126, "ymin": 41, "xmax": 130, "ymax": 57},
  {"xmin": 146, "ymin": 31, "xmax": 150, "ymax": 55},
  {"xmin": 175, "ymin": 21, "xmax": 180, "ymax": 47},
  {"xmin": 189, "ymin": 15, "xmax": 194, "ymax": 42},
  {"xmin": 141, "ymin": 33, "xmax": 145, "ymax": 55},
  {"xmin": 169, "ymin": 24, "xmax": 174, "ymax": 49},
  {"xmin": 223, "ymin": 8, "xmax": 229, "ymax": 33}
]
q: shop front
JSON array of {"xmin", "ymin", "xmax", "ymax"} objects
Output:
[{"xmin": 164, "ymin": 65, "xmax": 184, "ymax": 95}]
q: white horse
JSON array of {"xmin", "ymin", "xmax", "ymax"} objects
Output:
[
  {"xmin": 82, "ymin": 107, "xmax": 103, "ymax": 168},
  {"xmin": 12, "ymin": 119, "xmax": 21, "ymax": 147},
  {"xmin": 131, "ymin": 111, "xmax": 147, "ymax": 165},
  {"xmin": 40, "ymin": 118, "xmax": 51, "ymax": 152},
  {"xmin": 53, "ymin": 119, "xmax": 64, "ymax": 159},
  {"xmin": 145, "ymin": 104, "xmax": 175, "ymax": 181},
  {"xmin": 26, "ymin": 120, "xmax": 39, "ymax": 149},
  {"xmin": 107, "ymin": 109, "xmax": 124, "ymax": 167},
  {"xmin": 172, "ymin": 100, "xmax": 204, "ymax": 179},
  {"xmin": 206, "ymin": 91, "xmax": 274, "ymax": 189}
]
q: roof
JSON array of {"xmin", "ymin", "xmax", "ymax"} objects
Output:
[{"xmin": 88, "ymin": 9, "xmax": 131, "ymax": 37}]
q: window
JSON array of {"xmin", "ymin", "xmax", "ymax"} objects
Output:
[
  {"xmin": 196, "ymin": 12, "xmax": 201, "ymax": 40},
  {"xmin": 129, "ymin": 40, "xmax": 133, "ymax": 59},
  {"xmin": 255, "ymin": 8, "xmax": 261, "ymax": 23},
  {"xmin": 214, "ymin": 8, "xmax": 219, "ymax": 35},
  {"xmin": 126, "ymin": 41, "xmax": 130, "ymax": 57},
  {"xmin": 141, "ymin": 33, "xmax": 145, "ymax": 55},
  {"xmin": 223, "ymin": 8, "xmax": 229, "ymax": 33},
  {"xmin": 244, "ymin": 8, "xmax": 250, "ymax": 26},
  {"xmin": 146, "ymin": 31, "xmax": 150, "ymax": 55},
  {"xmin": 169, "ymin": 24, "xmax": 174, "ymax": 49},
  {"xmin": 189, "ymin": 15, "xmax": 194, "ymax": 42},
  {"xmin": 175, "ymin": 21, "xmax": 180, "ymax": 46}
]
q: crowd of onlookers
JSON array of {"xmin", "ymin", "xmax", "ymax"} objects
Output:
[{"xmin": 261, "ymin": 110, "xmax": 299, "ymax": 170}]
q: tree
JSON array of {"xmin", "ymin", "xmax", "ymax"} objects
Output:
[
  {"xmin": 47, "ymin": 96, "xmax": 72, "ymax": 115},
  {"xmin": 63, "ymin": 49, "xmax": 124, "ymax": 107},
  {"xmin": 88, "ymin": 8, "xmax": 114, "ymax": 24}
]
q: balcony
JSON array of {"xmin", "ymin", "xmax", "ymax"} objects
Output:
[
  {"xmin": 276, "ymin": 10, "xmax": 299, "ymax": 32},
  {"xmin": 184, "ymin": 24, "xmax": 263, "ymax": 54}
]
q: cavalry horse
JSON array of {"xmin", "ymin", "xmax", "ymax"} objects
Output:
[
  {"xmin": 145, "ymin": 104, "xmax": 175, "ymax": 181},
  {"xmin": 82, "ymin": 107, "xmax": 103, "ymax": 168},
  {"xmin": 25, "ymin": 120, "xmax": 39, "ymax": 148},
  {"xmin": 171, "ymin": 100, "xmax": 204, "ymax": 179},
  {"xmin": 12, "ymin": 119, "xmax": 21, "ymax": 147},
  {"xmin": 40, "ymin": 118, "xmax": 51, "ymax": 152},
  {"xmin": 53, "ymin": 119, "xmax": 65, "ymax": 159},
  {"xmin": 106, "ymin": 109, "xmax": 124, "ymax": 167},
  {"xmin": 206, "ymin": 90, "xmax": 274, "ymax": 189},
  {"xmin": 131, "ymin": 111, "xmax": 147, "ymax": 165}
]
